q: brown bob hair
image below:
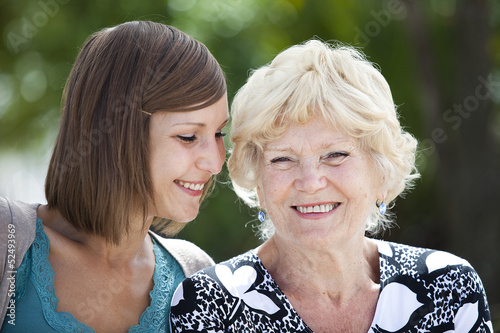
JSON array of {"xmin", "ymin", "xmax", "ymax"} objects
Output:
[{"xmin": 45, "ymin": 21, "xmax": 226, "ymax": 243}]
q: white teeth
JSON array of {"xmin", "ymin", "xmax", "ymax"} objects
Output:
[
  {"xmin": 296, "ymin": 204, "xmax": 338, "ymax": 214},
  {"xmin": 177, "ymin": 181, "xmax": 204, "ymax": 191}
]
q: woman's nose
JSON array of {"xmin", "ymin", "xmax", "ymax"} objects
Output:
[
  {"xmin": 196, "ymin": 138, "xmax": 225, "ymax": 175},
  {"xmin": 293, "ymin": 159, "xmax": 327, "ymax": 194}
]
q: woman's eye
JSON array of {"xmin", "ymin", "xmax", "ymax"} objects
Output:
[
  {"xmin": 215, "ymin": 132, "xmax": 226, "ymax": 139},
  {"xmin": 178, "ymin": 135, "xmax": 196, "ymax": 143},
  {"xmin": 324, "ymin": 151, "xmax": 349, "ymax": 164},
  {"xmin": 270, "ymin": 157, "xmax": 291, "ymax": 163},
  {"xmin": 326, "ymin": 152, "xmax": 348, "ymax": 158}
]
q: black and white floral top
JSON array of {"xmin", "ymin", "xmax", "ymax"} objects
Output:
[{"xmin": 170, "ymin": 240, "xmax": 492, "ymax": 332}]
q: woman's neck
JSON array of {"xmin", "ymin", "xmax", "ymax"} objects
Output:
[
  {"xmin": 37, "ymin": 204, "xmax": 154, "ymax": 267},
  {"xmin": 257, "ymin": 235, "xmax": 380, "ymax": 302}
]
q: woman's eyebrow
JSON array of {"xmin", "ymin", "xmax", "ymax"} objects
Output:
[
  {"xmin": 264, "ymin": 147, "xmax": 295, "ymax": 154},
  {"xmin": 265, "ymin": 139, "xmax": 355, "ymax": 154},
  {"xmin": 173, "ymin": 117, "xmax": 229, "ymax": 128},
  {"xmin": 172, "ymin": 122, "xmax": 206, "ymax": 127}
]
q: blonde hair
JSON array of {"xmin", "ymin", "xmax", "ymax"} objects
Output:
[{"xmin": 228, "ymin": 40, "xmax": 419, "ymax": 238}]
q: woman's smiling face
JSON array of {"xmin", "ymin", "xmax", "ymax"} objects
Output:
[
  {"xmin": 257, "ymin": 115, "xmax": 384, "ymax": 249},
  {"xmin": 148, "ymin": 94, "xmax": 229, "ymax": 223}
]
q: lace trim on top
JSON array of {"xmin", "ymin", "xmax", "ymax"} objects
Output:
[
  {"xmin": 131, "ymin": 234, "xmax": 185, "ymax": 332},
  {"xmin": 26, "ymin": 217, "xmax": 184, "ymax": 332}
]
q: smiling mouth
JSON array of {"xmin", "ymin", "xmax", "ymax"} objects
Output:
[
  {"xmin": 293, "ymin": 203, "xmax": 340, "ymax": 214},
  {"xmin": 175, "ymin": 180, "xmax": 205, "ymax": 191}
]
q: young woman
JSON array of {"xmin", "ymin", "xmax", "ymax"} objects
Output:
[{"xmin": 1, "ymin": 21, "xmax": 228, "ymax": 332}]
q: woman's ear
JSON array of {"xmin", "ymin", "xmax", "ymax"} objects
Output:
[
  {"xmin": 256, "ymin": 185, "xmax": 266, "ymax": 210},
  {"xmin": 375, "ymin": 166, "xmax": 388, "ymax": 202},
  {"xmin": 377, "ymin": 189, "xmax": 388, "ymax": 204}
]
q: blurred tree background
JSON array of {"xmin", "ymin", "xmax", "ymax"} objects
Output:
[{"xmin": 1, "ymin": 0, "xmax": 499, "ymax": 326}]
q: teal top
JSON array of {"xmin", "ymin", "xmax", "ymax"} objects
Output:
[{"xmin": 1, "ymin": 218, "xmax": 185, "ymax": 332}]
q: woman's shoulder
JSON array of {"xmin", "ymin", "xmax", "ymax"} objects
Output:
[
  {"xmin": 374, "ymin": 239, "xmax": 486, "ymax": 305},
  {"xmin": 372, "ymin": 240, "xmax": 492, "ymax": 332},
  {"xmin": 0, "ymin": 197, "xmax": 39, "ymax": 226},
  {"xmin": 374, "ymin": 239, "xmax": 473, "ymax": 276},
  {"xmin": 149, "ymin": 232, "xmax": 215, "ymax": 277},
  {"xmin": 175, "ymin": 249, "xmax": 261, "ymax": 293},
  {"xmin": 0, "ymin": 197, "xmax": 40, "ymax": 329},
  {"xmin": 0, "ymin": 197, "xmax": 39, "ymax": 263},
  {"xmin": 170, "ymin": 249, "xmax": 275, "ymax": 325}
]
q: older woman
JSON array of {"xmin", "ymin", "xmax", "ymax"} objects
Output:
[
  {"xmin": 0, "ymin": 21, "xmax": 228, "ymax": 332},
  {"xmin": 170, "ymin": 40, "xmax": 493, "ymax": 332}
]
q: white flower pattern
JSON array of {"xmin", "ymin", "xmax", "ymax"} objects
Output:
[
  {"xmin": 170, "ymin": 241, "xmax": 493, "ymax": 333},
  {"xmin": 215, "ymin": 265, "xmax": 281, "ymax": 315}
]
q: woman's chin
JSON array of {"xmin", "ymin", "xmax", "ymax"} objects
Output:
[
  {"xmin": 173, "ymin": 217, "xmax": 195, "ymax": 224},
  {"xmin": 153, "ymin": 204, "xmax": 200, "ymax": 223},
  {"xmin": 169, "ymin": 211, "xmax": 200, "ymax": 224}
]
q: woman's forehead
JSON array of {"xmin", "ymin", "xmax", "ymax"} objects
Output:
[{"xmin": 262, "ymin": 118, "xmax": 358, "ymax": 152}]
